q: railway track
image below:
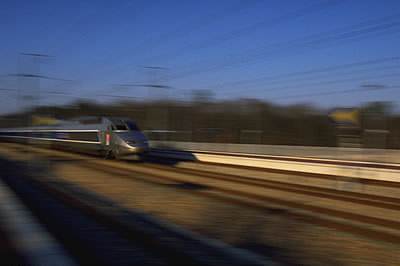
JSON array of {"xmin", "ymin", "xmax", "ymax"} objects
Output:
[
  {"xmin": 74, "ymin": 161, "xmax": 400, "ymax": 245},
  {"xmin": 0, "ymin": 148, "xmax": 267, "ymax": 265},
  {"xmin": 1, "ymin": 142, "xmax": 399, "ymax": 264},
  {"xmin": 145, "ymin": 161, "xmax": 400, "ymax": 208}
]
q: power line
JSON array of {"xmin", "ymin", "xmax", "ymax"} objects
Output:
[
  {"xmin": 150, "ymin": 14, "xmax": 400, "ymax": 83},
  {"xmin": 76, "ymin": 0, "xmax": 342, "ymax": 96},
  {"xmin": 51, "ymin": 0, "xmax": 257, "ymax": 96},
  {"xmin": 269, "ymin": 84, "xmax": 397, "ymax": 100},
  {"xmin": 132, "ymin": 0, "xmax": 262, "ymax": 53},
  {"xmin": 107, "ymin": 83, "xmax": 173, "ymax": 90},
  {"xmin": 141, "ymin": 0, "xmax": 344, "ymax": 64},
  {"xmin": 87, "ymin": 65, "xmax": 171, "ymax": 97},
  {"xmin": 20, "ymin": 53, "xmax": 50, "ymax": 57},
  {"xmin": 35, "ymin": 1, "xmax": 153, "ymax": 95},
  {"xmin": 276, "ymin": 71, "xmax": 399, "ymax": 93},
  {"xmin": 24, "ymin": 2, "xmax": 399, "ymax": 107},
  {"xmin": 197, "ymin": 56, "xmax": 400, "ymax": 90},
  {"xmin": 41, "ymin": 0, "xmax": 139, "ymax": 55},
  {"xmin": 138, "ymin": 66, "xmax": 169, "ymax": 70},
  {"xmin": 217, "ymin": 65, "xmax": 400, "ymax": 95},
  {"xmin": 10, "ymin": 73, "xmax": 76, "ymax": 82},
  {"xmin": 99, "ymin": 94, "xmax": 145, "ymax": 99},
  {"xmin": 0, "ymin": 87, "xmax": 71, "ymax": 95}
]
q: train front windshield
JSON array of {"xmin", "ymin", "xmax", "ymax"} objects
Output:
[{"xmin": 110, "ymin": 119, "xmax": 140, "ymax": 131}]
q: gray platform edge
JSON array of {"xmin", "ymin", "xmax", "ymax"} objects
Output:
[{"xmin": 150, "ymin": 141, "xmax": 400, "ymax": 164}]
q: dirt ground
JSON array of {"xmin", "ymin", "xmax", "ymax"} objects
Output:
[{"xmin": 1, "ymin": 145, "xmax": 399, "ymax": 265}]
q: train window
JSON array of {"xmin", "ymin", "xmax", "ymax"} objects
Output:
[
  {"xmin": 124, "ymin": 120, "xmax": 140, "ymax": 131},
  {"xmin": 68, "ymin": 132, "xmax": 98, "ymax": 141},
  {"xmin": 115, "ymin": 124, "xmax": 127, "ymax": 130},
  {"xmin": 110, "ymin": 120, "xmax": 128, "ymax": 131}
]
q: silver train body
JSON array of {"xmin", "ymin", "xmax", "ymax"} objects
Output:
[{"xmin": 0, "ymin": 117, "xmax": 149, "ymax": 159}]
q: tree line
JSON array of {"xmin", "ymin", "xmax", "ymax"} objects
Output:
[{"xmin": 0, "ymin": 96, "xmax": 398, "ymax": 149}]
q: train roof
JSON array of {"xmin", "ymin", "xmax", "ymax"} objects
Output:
[{"xmin": 0, "ymin": 117, "xmax": 138, "ymax": 132}]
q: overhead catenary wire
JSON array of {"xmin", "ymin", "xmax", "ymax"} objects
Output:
[
  {"xmin": 215, "ymin": 65, "xmax": 400, "ymax": 95},
  {"xmin": 196, "ymin": 56, "xmax": 400, "ymax": 90},
  {"xmin": 50, "ymin": 0, "xmax": 261, "ymax": 95},
  {"xmin": 76, "ymin": 0, "xmax": 343, "ymax": 97},
  {"xmin": 36, "ymin": 1, "xmax": 158, "ymax": 97},
  {"xmin": 138, "ymin": 0, "xmax": 344, "ymax": 64},
  {"xmin": 268, "ymin": 84, "xmax": 398, "ymax": 101},
  {"xmin": 147, "ymin": 14, "xmax": 400, "ymax": 84},
  {"xmin": 99, "ymin": 94, "xmax": 145, "ymax": 99},
  {"xmin": 10, "ymin": 2, "xmax": 399, "ymax": 109},
  {"xmin": 39, "ymin": 0, "xmax": 141, "ymax": 55}
]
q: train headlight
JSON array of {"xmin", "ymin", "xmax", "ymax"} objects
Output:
[{"xmin": 126, "ymin": 140, "xmax": 136, "ymax": 145}]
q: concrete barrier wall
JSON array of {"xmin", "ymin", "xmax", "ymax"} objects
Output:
[
  {"xmin": 150, "ymin": 141, "xmax": 400, "ymax": 164},
  {"xmin": 148, "ymin": 143, "xmax": 400, "ymax": 183}
]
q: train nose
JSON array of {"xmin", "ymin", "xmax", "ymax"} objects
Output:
[{"xmin": 116, "ymin": 132, "xmax": 149, "ymax": 155}]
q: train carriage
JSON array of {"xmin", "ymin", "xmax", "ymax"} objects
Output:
[{"xmin": 0, "ymin": 117, "xmax": 149, "ymax": 159}]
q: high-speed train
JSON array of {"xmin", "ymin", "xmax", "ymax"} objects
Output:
[{"xmin": 0, "ymin": 117, "xmax": 149, "ymax": 159}]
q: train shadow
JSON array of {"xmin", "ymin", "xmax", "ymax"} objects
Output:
[
  {"xmin": 166, "ymin": 182, "xmax": 209, "ymax": 190},
  {"xmin": 136, "ymin": 148, "xmax": 198, "ymax": 166}
]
